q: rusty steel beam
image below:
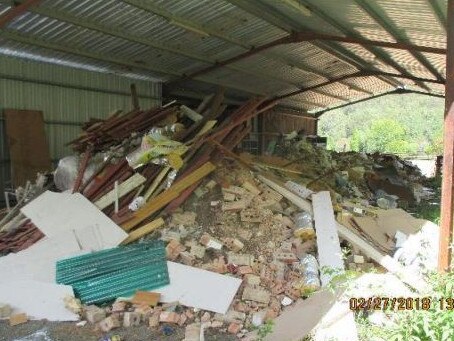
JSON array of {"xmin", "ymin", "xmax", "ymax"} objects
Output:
[
  {"xmin": 0, "ymin": 0, "xmax": 42, "ymax": 28},
  {"xmin": 314, "ymin": 88, "xmax": 444, "ymax": 117},
  {"xmin": 294, "ymin": 32, "xmax": 446, "ymax": 55},
  {"xmin": 273, "ymin": 70, "xmax": 445, "ymax": 101},
  {"xmin": 368, "ymin": 71, "xmax": 445, "ymax": 84},
  {"xmin": 428, "ymin": 0, "xmax": 447, "ymax": 32},
  {"xmin": 354, "ymin": 0, "xmax": 445, "ymax": 82},
  {"xmin": 171, "ymin": 29, "xmax": 446, "ymax": 85},
  {"xmin": 439, "ymin": 0, "xmax": 454, "ymax": 272},
  {"xmin": 170, "ymin": 35, "xmax": 294, "ymax": 83}
]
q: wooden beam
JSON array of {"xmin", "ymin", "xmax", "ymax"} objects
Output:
[
  {"xmin": 439, "ymin": 0, "xmax": 454, "ymax": 272},
  {"xmin": 94, "ymin": 173, "xmax": 146, "ymax": 210},
  {"xmin": 0, "ymin": 0, "xmax": 42, "ymax": 28},
  {"xmin": 121, "ymin": 218, "xmax": 165, "ymax": 245},
  {"xmin": 121, "ymin": 162, "xmax": 216, "ymax": 231}
]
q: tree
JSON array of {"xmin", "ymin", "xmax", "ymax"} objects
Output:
[
  {"xmin": 365, "ymin": 119, "xmax": 412, "ymax": 154},
  {"xmin": 319, "ymin": 93, "xmax": 444, "ymax": 155}
]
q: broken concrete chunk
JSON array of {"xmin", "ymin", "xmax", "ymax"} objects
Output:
[
  {"xmin": 161, "ymin": 230, "xmax": 182, "ymax": 242},
  {"xmin": 149, "ymin": 308, "xmax": 162, "ymax": 328},
  {"xmin": 214, "ymin": 309, "xmax": 246, "ymax": 323},
  {"xmin": 228, "ymin": 252, "xmax": 254, "ymax": 266},
  {"xmin": 205, "ymin": 180, "xmax": 217, "ymax": 190},
  {"xmin": 201, "ymin": 312, "xmax": 211, "ymax": 323},
  {"xmin": 274, "ymin": 251, "xmax": 299, "ymax": 264},
  {"xmin": 134, "ymin": 305, "xmax": 153, "ymax": 321},
  {"xmin": 9, "ymin": 313, "xmax": 28, "ymax": 326},
  {"xmin": 166, "ymin": 239, "xmax": 186, "ymax": 260},
  {"xmin": 200, "ymin": 233, "xmax": 223, "ymax": 250},
  {"xmin": 251, "ymin": 310, "xmax": 267, "ymax": 327},
  {"xmin": 111, "ymin": 301, "xmax": 127, "ymax": 312},
  {"xmin": 194, "ymin": 187, "xmax": 208, "ymax": 198},
  {"xmin": 159, "ymin": 311, "xmax": 180, "ymax": 324},
  {"xmin": 99, "ymin": 315, "xmax": 120, "ymax": 332},
  {"xmin": 240, "ymin": 208, "xmax": 262, "ymax": 223},
  {"xmin": 237, "ymin": 266, "xmax": 254, "ymax": 275},
  {"xmin": 85, "ymin": 305, "xmax": 106, "ymax": 324},
  {"xmin": 242, "ymin": 286, "xmax": 271, "ymax": 304},
  {"xmin": 285, "ymin": 181, "xmax": 314, "ymax": 199},
  {"xmin": 0, "ymin": 303, "xmax": 12, "ymax": 318},
  {"xmin": 190, "ymin": 244, "xmax": 206, "ymax": 259},
  {"xmin": 170, "ymin": 211, "xmax": 197, "ymax": 227},
  {"xmin": 245, "ymin": 274, "xmax": 261, "ymax": 286},
  {"xmin": 259, "ymin": 185, "xmax": 284, "ymax": 202},
  {"xmin": 184, "ymin": 323, "xmax": 203, "ymax": 341},
  {"xmin": 222, "ymin": 191, "xmax": 236, "ymax": 201},
  {"xmin": 123, "ymin": 312, "xmax": 141, "ymax": 327},
  {"xmin": 179, "ymin": 251, "xmax": 196, "ymax": 265},
  {"xmin": 353, "ymin": 255, "xmax": 365, "ymax": 264},
  {"xmin": 223, "ymin": 185, "xmax": 247, "ymax": 197},
  {"xmin": 228, "ymin": 322, "xmax": 243, "ymax": 334},
  {"xmin": 223, "ymin": 237, "xmax": 244, "ymax": 252},
  {"xmin": 222, "ymin": 200, "xmax": 248, "ymax": 212},
  {"xmin": 242, "ymin": 181, "xmax": 261, "ymax": 195}
]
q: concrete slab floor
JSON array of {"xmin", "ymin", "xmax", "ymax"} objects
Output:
[{"xmin": 0, "ymin": 321, "xmax": 237, "ymax": 341}]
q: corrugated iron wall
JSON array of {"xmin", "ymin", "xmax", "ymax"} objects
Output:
[
  {"xmin": 0, "ymin": 55, "xmax": 161, "ymax": 204},
  {"xmin": 262, "ymin": 110, "xmax": 318, "ymax": 151}
]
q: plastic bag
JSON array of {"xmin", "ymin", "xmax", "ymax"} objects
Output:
[
  {"xmin": 54, "ymin": 155, "xmax": 99, "ymax": 192},
  {"xmin": 13, "ymin": 329, "xmax": 54, "ymax": 341},
  {"xmin": 126, "ymin": 132, "xmax": 187, "ymax": 169}
]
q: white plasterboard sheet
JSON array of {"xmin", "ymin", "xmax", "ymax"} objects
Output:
[
  {"xmin": 0, "ymin": 280, "xmax": 79, "ymax": 321},
  {"xmin": 312, "ymin": 191, "xmax": 345, "ymax": 286},
  {"xmin": 21, "ymin": 191, "xmax": 127, "ymax": 248},
  {"xmin": 155, "ymin": 262, "xmax": 242, "ymax": 314},
  {"xmin": 0, "ymin": 232, "xmax": 84, "ymax": 284}
]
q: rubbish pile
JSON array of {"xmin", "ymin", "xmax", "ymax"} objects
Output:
[{"xmin": 0, "ymin": 94, "xmax": 440, "ymax": 340}]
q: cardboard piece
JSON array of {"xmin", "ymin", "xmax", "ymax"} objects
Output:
[
  {"xmin": 154, "ymin": 262, "xmax": 242, "ymax": 314},
  {"xmin": 0, "ymin": 280, "xmax": 79, "ymax": 321},
  {"xmin": 21, "ymin": 191, "xmax": 127, "ymax": 249}
]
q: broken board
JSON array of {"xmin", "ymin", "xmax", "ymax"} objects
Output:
[
  {"xmin": 154, "ymin": 262, "xmax": 242, "ymax": 314},
  {"xmin": 3, "ymin": 109, "xmax": 51, "ymax": 187},
  {"xmin": 312, "ymin": 191, "xmax": 344, "ymax": 286},
  {"xmin": 21, "ymin": 191, "xmax": 127, "ymax": 248},
  {"xmin": 0, "ymin": 280, "xmax": 79, "ymax": 321}
]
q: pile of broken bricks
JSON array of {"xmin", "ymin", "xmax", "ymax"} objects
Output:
[{"xmin": 0, "ymin": 93, "xmax": 441, "ymax": 341}]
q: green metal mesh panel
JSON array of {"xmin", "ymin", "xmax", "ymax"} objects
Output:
[{"xmin": 56, "ymin": 241, "xmax": 169, "ymax": 304}]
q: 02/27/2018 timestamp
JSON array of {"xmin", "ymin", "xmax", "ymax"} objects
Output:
[{"xmin": 349, "ymin": 297, "xmax": 454, "ymax": 311}]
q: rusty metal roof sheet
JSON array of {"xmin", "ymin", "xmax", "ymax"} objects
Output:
[{"xmin": 0, "ymin": 0, "xmax": 447, "ymax": 114}]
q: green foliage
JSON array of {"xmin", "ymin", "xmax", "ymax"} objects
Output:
[
  {"xmin": 356, "ymin": 271, "xmax": 454, "ymax": 341},
  {"xmin": 319, "ymin": 94, "xmax": 444, "ymax": 156},
  {"xmin": 257, "ymin": 320, "xmax": 274, "ymax": 340}
]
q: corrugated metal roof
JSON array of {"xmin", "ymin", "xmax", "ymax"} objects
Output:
[{"xmin": 0, "ymin": 0, "xmax": 447, "ymax": 114}]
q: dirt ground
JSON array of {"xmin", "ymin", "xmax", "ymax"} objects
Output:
[{"xmin": 0, "ymin": 321, "xmax": 237, "ymax": 341}]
